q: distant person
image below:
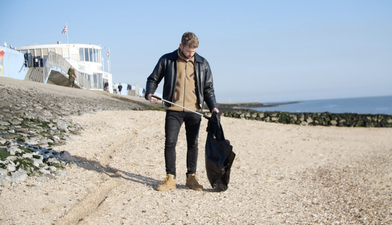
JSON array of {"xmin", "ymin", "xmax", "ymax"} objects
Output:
[
  {"xmin": 118, "ymin": 83, "xmax": 123, "ymax": 95},
  {"xmin": 104, "ymin": 81, "xmax": 109, "ymax": 92},
  {"xmin": 145, "ymin": 32, "xmax": 219, "ymax": 191},
  {"xmin": 67, "ymin": 66, "xmax": 76, "ymax": 88},
  {"xmin": 113, "ymin": 83, "xmax": 117, "ymax": 94}
]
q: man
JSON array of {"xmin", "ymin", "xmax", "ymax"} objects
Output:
[
  {"xmin": 67, "ymin": 66, "xmax": 76, "ymax": 88},
  {"xmin": 145, "ymin": 32, "xmax": 219, "ymax": 191},
  {"xmin": 104, "ymin": 80, "xmax": 109, "ymax": 92},
  {"xmin": 113, "ymin": 83, "xmax": 117, "ymax": 94},
  {"xmin": 118, "ymin": 83, "xmax": 123, "ymax": 95}
]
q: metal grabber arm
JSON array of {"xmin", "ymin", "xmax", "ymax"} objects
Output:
[{"xmin": 151, "ymin": 95, "xmax": 211, "ymax": 120}]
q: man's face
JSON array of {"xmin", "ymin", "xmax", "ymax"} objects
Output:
[{"xmin": 180, "ymin": 44, "xmax": 197, "ymax": 60}]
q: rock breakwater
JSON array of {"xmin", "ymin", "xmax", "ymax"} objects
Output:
[
  {"xmin": 222, "ymin": 110, "xmax": 392, "ymax": 127},
  {"xmin": 0, "ymin": 78, "xmax": 149, "ymax": 185}
]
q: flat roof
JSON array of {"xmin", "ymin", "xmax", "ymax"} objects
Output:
[{"xmin": 15, "ymin": 43, "xmax": 102, "ymax": 50}]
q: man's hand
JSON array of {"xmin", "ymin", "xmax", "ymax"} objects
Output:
[
  {"xmin": 212, "ymin": 108, "xmax": 219, "ymax": 114},
  {"xmin": 148, "ymin": 94, "xmax": 158, "ymax": 104}
]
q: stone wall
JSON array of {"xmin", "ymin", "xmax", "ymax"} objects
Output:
[{"xmin": 221, "ymin": 110, "xmax": 392, "ymax": 127}]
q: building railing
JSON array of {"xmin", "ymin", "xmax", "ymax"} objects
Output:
[{"xmin": 44, "ymin": 52, "xmax": 90, "ymax": 90}]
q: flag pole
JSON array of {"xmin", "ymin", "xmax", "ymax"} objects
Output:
[
  {"xmin": 66, "ymin": 22, "xmax": 68, "ymax": 44},
  {"xmin": 106, "ymin": 48, "xmax": 111, "ymax": 73}
]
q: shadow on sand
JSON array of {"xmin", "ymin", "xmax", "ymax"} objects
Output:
[{"xmin": 65, "ymin": 155, "xmax": 215, "ymax": 192}]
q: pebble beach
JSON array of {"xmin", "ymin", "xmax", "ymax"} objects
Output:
[{"xmin": 1, "ymin": 77, "xmax": 392, "ymax": 224}]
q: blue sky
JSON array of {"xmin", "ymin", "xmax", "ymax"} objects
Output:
[{"xmin": 1, "ymin": 0, "xmax": 391, "ymax": 103}]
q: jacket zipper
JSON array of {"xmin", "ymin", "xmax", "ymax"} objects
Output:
[{"xmin": 183, "ymin": 62, "xmax": 187, "ymax": 110}]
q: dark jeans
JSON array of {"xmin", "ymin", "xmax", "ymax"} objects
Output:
[{"xmin": 164, "ymin": 110, "xmax": 202, "ymax": 177}]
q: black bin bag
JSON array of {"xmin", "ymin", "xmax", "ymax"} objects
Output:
[{"xmin": 205, "ymin": 113, "xmax": 236, "ymax": 192}]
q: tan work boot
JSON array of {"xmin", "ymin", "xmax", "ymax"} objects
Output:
[
  {"xmin": 156, "ymin": 174, "xmax": 176, "ymax": 191},
  {"xmin": 186, "ymin": 174, "xmax": 203, "ymax": 191}
]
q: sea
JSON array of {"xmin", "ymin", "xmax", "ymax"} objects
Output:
[{"xmin": 254, "ymin": 95, "xmax": 392, "ymax": 115}]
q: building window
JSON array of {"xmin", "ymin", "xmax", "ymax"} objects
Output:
[
  {"xmin": 94, "ymin": 73, "xmax": 103, "ymax": 88},
  {"xmin": 92, "ymin": 73, "xmax": 103, "ymax": 89},
  {"xmin": 85, "ymin": 48, "xmax": 89, "ymax": 61},
  {"xmin": 35, "ymin": 49, "xmax": 42, "ymax": 57},
  {"xmin": 89, "ymin": 48, "xmax": 93, "ymax": 62},
  {"xmin": 79, "ymin": 48, "xmax": 101, "ymax": 62},
  {"xmin": 42, "ymin": 48, "xmax": 48, "ymax": 58},
  {"xmin": 92, "ymin": 49, "xmax": 95, "ymax": 62},
  {"xmin": 95, "ymin": 49, "xmax": 98, "ymax": 62},
  {"xmin": 79, "ymin": 48, "xmax": 84, "ymax": 61}
]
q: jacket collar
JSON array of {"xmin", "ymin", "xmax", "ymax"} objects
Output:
[{"xmin": 169, "ymin": 49, "xmax": 202, "ymax": 63}]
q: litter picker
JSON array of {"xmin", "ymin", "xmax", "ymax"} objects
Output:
[{"xmin": 151, "ymin": 95, "xmax": 211, "ymax": 119}]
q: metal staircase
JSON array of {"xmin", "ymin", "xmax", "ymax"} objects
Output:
[
  {"xmin": 24, "ymin": 52, "xmax": 90, "ymax": 90},
  {"xmin": 24, "ymin": 67, "xmax": 44, "ymax": 83}
]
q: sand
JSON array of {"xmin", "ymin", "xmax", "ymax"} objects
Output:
[{"xmin": 1, "ymin": 108, "xmax": 392, "ymax": 224}]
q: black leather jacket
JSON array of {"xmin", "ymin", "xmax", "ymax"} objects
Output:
[{"xmin": 145, "ymin": 49, "xmax": 218, "ymax": 111}]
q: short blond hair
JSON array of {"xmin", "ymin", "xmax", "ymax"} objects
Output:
[{"xmin": 181, "ymin": 32, "xmax": 199, "ymax": 48}]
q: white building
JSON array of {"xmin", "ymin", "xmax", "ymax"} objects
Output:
[{"xmin": 14, "ymin": 42, "xmax": 112, "ymax": 91}]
